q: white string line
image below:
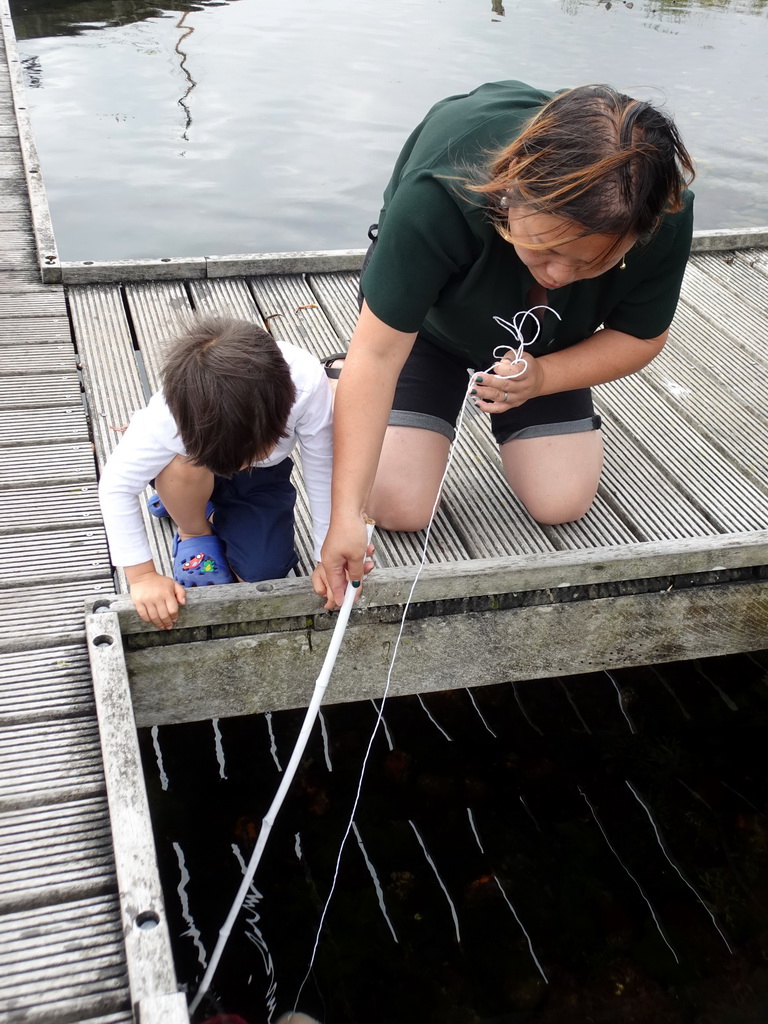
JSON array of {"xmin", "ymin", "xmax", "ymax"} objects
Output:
[
  {"xmin": 465, "ymin": 687, "xmax": 498, "ymax": 737},
  {"xmin": 265, "ymin": 711, "xmax": 282, "ymax": 771},
  {"xmin": 625, "ymin": 779, "xmax": 733, "ymax": 953},
  {"xmin": 604, "ymin": 670, "xmax": 637, "ymax": 734},
  {"xmin": 173, "ymin": 841, "xmax": 208, "ymax": 969},
  {"xmin": 409, "ymin": 819, "xmax": 462, "ymax": 944},
  {"xmin": 293, "ymin": 307, "xmax": 552, "ymax": 1011},
  {"xmin": 150, "ymin": 725, "xmax": 170, "ymax": 791},
  {"xmin": 465, "ymin": 808, "xmax": 549, "ymax": 983},
  {"xmin": 212, "ymin": 718, "xmax": 228, "ymax": 779},
  {"xmin": 318, "ymin": 710, "xmax": 333, "ymax": 772},
  {"xmin": 557, "ymin": 678, "xmax": 592, "ymax": 734},
  {"xmin": 231, "ymin": 843, "xmax": 279, "ymax": 1023},
  {"xmin": 352, "ymin": 822, "xmax": 399, "ymax": 943},
  {"xmin": 579, "ymin": 786, "xmax": 680, "ymax": 964},
  {"xmin": 370, "ymin": 699, "xmax": 395, "ymax": 750},
  {"xmin": 416, "ymin": 693, "xmax": 453, "ymax": 740}
]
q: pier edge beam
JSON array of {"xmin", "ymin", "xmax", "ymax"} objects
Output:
[{"xmin": 85, "ymin": 606, "xmax": 189, "ymax": 1024}]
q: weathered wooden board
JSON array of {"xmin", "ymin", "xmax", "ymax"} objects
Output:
[{"xmin": 123, "ymin": 578, "xmax": 768, "ymax": 725}]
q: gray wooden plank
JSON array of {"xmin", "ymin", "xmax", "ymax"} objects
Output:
[
  {"xmin": 0, "ymin": 482, "xmax": 99, "ymax": 533},
  {"xmin": 0, "ymin": 719, "xmax": 106, "ymax": 809},
  {"xmin": 187, "ymin": 275, "xmax": 264, "ymax": 323},
  {"xmin": 0, "ymin": 644, "xmax": 96, "ymax": 725},
  {"xmin": 0, "ymin": 342, "xmax": 75, "ymax": 373},
  {"xmin": 0, "ymin": 287, "xmax": 66, "ymax": 317},
  {"xmin": 0, "ymin": 315, "xmax": 72, "ymax": 344},
  {"xmin": 248, "ymin": 273, "xmax": 343, "ymax": 356},
  {"xmin": 123, "ymin": 279, "xmax": 193, "ymax": 392},
  {"xmin": 68, "ymin": 284, "xmax": 173, "ymax": 580},
  {"xmin": 641, "ymin": 336, "xmax": 768, "ymax": 489},
  {"xmin": 599, "ymin": 417, "xmax": 718, "ymax": 540},
  {"xmin": 0, "ymin": 442, "xmax": 96, "ymax": 490},
  {"xmin": 0, "ymin": 372, "xmax": 81, "ymax": 408},
  {"xmin": 597, "ymin": 373, "xmax": 768, "ymax": 533},
  {"xmin": 0, "ymin": 406, "xmax": 89, "ymax": 447},
  {"xmin": 0, "ymin": 797, "xmax": 116, "ymax": 912},
  {"xmin": 0, "ymin": 896, "xmax": 128, "ymax": 1023},
  {"xmin": 0, "ymin": 578, "xmax": 114, "ymax": 652},
  {"xmin": 308, "ymin": 269, "xmax": 360, "ymax": 340},
  {"xmin": 680, "ymin": 258, "xmax": 768, "ymax": 363},
  {"xmin": 0, "ymin": 525, "xmax": 112, "ymax": 588}
]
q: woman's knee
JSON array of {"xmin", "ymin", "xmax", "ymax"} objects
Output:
[
  {"xmin": 519, "ymin": 488, "xmax": 597, "ymax": 526},
  {"xmin": 367, "ymin": 482, "xmax": 438, "ymax": 532}
]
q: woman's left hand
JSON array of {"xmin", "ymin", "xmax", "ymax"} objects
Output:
[{"xmin": 473, "ymin": 353, "xmax": 544, "ymax": 411}]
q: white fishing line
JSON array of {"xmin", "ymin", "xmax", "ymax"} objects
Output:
[
  {"xmin": 370, "ymin": 699, "xmax": 395, "ymax": 750},
  {"xmin": 212, "ymin": 718, "xmax": 228, "ymax": 779},
  {"xmin": 465, "ymin": 807, "xmax": 548, "ymax": 983},
  {"xmin": 292, "ymin": 309, "xmax": 552, "ymax": 1011},
  {"xmin": 579, "ymin": 786, "xmax": 680, "ymax": 964},
  {"xmin": 352, "ymin": 822, "xmax": 399, "ymax": 943},
  {"xmin": 318, "ymin": 710, "xmax": 333, "ymax": 772},
  {"xmin": 151, "ymin": 725, "xmax": 170, "ymax": 791},
  {"xmin": 265, "ymin": 712, "xmax": 282, "ymax": 772},
  {"xmin": 465, "ymin": 687, "xmax": 498, "ymax": 738},
  {"xmin": 416, "ymin": 693, "xmax": 453, "ymax": 740},
  {"xmin": 173, "ymin": 841, "xmax": 208, "ymax": 969},
  {"xmin": 409, "ymin": 819, "xmax": 462, "ymax": 944},
  {"xmin": 604, "ymin": 671, "xmax": 637, "ymax": 734},
  {"xmin": 625, "ymin": 779, "xmax": 733, "ymax": 953}
]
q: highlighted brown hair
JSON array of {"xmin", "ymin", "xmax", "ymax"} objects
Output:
[
  {"xmin": 162, "ymin": 314, "xmax": 296, "ymax": 478},
  {"xmin": 470, "ymin": 84, "xmax": 695, "ymax": 251}
]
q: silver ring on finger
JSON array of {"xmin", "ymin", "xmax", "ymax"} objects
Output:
[{"xmin": 499, "ymin": 387, "xmax": 508, "ymax": 403}]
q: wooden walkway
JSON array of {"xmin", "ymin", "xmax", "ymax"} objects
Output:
[{"xmin": 1, "ymin": 0, "xmax": 767, "ymax": 1019}]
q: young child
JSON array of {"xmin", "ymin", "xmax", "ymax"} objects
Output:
[{"xmin": 98, "ymin": 314, "xmax": 333, "ymax": 631}]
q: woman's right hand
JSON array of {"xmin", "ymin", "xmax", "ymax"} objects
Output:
[{"xmin": 316, "ymin": 515, "xmax": 372, "ymax": 610}]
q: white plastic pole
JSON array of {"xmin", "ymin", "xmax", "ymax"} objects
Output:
[{"xmin": 189, "ymin": 523, "xmax": 374, "ymax": 1016}]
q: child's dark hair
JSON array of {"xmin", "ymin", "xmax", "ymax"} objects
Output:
[
  {"xmin": 469, "ymin": 84, "xmax": 695, "ymax": 255},
  {"xmin": 162, "ymin": 315, "xmax": 296, "ymax": 478}
]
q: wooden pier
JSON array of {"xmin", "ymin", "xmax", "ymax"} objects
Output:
[{"xmin": 1, "ymin": 0, "xmax": 768, "ymax": 1019}]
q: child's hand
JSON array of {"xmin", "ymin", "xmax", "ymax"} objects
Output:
[{"xmin": 129, "ymin": 570, "xmax": 187, "ymax": 630}]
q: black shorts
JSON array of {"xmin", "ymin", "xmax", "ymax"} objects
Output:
[
  {"xmin": 360, "ymin": 229, "xmax": 601, "ymax": 446},
  {"xmin": 390, "ymin": 332, "xmax": 601, "ymax": 445}
]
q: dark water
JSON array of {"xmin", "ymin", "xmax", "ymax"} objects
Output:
[
  {"xmin": 9, "ymin": 0, "xmax": 768, "ymax": 260},
  {"xmin": 140, "ymin": 651, "xmax": 768, "ymax": 1024}
]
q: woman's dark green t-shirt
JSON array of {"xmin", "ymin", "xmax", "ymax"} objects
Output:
[{"xmin": 361, "ymin": 80, "xmax": 694, "ymax": 365}]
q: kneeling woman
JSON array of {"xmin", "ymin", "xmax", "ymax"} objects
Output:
[{"xmin": 317, "ymin": 81, "xmax": 695, "ymax": 608}]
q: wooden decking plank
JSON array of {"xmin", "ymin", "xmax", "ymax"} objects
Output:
[
  {"xmin": 0, "ymin": 577, "xmax": 114, "ymax": 652},
  {"xmin": 599, "ymin": 417, "xmax": 717, "ymax": 540},
  {"xmin": 0, "ymin": 482, "xmax": 99, "ymax": 533},
  {"xmin": 123, "ymin": 280, "xmax": 193, "ymax": 392},
  {"xmin": 0, "ymin": 441, "xmax": 96, "ymax": 490},
  {"xmin": 68, "ymin": 283, "xmax": 172, "ymax": 579},
  {"xmin": 0, "ymin": 372, "xmax": 81, "ymax": 409},
  {"xmin": 0, "ymin": 525, "xmax": 112, "ymax": 588},
  {"xmin": 308, "ymin": 269, "xmax": 359, "ymax": 340},
  {"xmin": 248, "ymin": 273, "xmax": 345, "ymax": 357},
  {"xmin": 668, "ymin": 300, "xmax": 768, "ymax": 418},
  {"xmin": 690, "ymin": 250, "xmax": 768, "ymax": 315},
  {"xmin": 0, "ymin": 315, "xmax": 72, "ymax": 343},
  {"xmin": 597, "ymin": 374, "xmax": 768, "ymax": 532},
  {"xmin": 187, "ymin": 275, "xmax": 264, "ymax": 321},
  {"xmin": 681, "ymin": 259, "xmax": 768, "ymax": 362},
  {"xmin": 0, "ymin": 896, "xmax": 128, "ymax": 1022},
  {"xmin": 0, "ymin": 798, "xmax": 116, "ymax": 912},
  {"xmin": 641, "ymin": 338, "xmax": 768, "ymax": 487},
  {"xmin": 0, "ymin": 406, "xmax": 89, "ymax": 447},
  {"xmin": 0, "ymin": 342, "xmax": 76, "ymax": 373},
  {"xmin": 0, "ymin": 719, "xmax": 106, "ymax": 809},
  {"xmin": 0, "ymin": 645, "xmax": 96, "ymax": 725}
]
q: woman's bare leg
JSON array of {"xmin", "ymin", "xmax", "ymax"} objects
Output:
[
  {"xmin": 154, "ymin": 455, "xmax": 215, "ymax": 540},
  {"xmin": 367, "ymin": 426, "xmax": 451, "ymax": 532},
  {"xmin": 500, "ymin": 429, "xmax": 604, "ymax": 525}
]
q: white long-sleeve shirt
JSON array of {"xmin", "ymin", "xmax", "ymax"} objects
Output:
[{"xmin": 98, "ymin": 341, "xmax": 333, "ymax": 567}]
